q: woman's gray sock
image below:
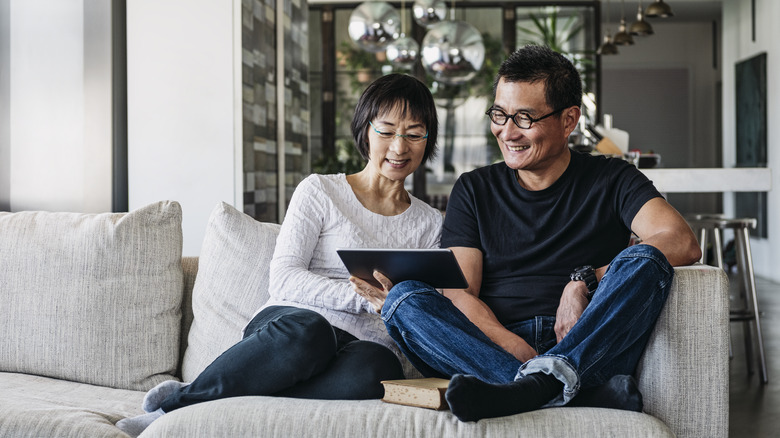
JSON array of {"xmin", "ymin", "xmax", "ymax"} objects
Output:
[
  {"xmin": 142, "ymin": 380, "xmax": 188, "ymax": 413},
  {"xmin": 116, "ymin": 408, "xmax": 164, "ymax": 437}
]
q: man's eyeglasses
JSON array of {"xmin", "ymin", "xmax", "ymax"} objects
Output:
[
  {"xmin": 485, "ymin": 107, "xmax": 566, "ymax": 129},
  {"xmin": 369, "ymin": 121, "xmax": 428, "ymax": 143}
]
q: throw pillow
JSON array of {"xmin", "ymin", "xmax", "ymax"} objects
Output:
[
  {"xmin": 0, "ymin": 201, "xmax": 183, "ymax": 391},
  {"xmin": 181, "ymin": 202, "xmax": 280, "ymax": 382}
]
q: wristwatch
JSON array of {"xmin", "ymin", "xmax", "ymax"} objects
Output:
[{"xmin": 570, "ymin": 265, "xmax": 598, "ymax": 300}]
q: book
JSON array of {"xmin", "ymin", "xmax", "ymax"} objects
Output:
[{"xmin": 380, "ymin": 378, "xmax": 450, "ymax": 410}]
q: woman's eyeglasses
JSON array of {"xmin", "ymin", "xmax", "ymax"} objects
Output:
[{"xmin": 369, "ymin": 121, "xmax": 428, "ymax": 143}]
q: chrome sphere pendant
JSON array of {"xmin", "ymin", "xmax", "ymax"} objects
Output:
[
  {"xmin": 412, "ymin": 0, "xmax": 447, "ymax": 28},
  {"xmin": 348, "ymin": 2, "xmax": 401, "ymax": 53},
  {"xmin": 386, "ymin": 35, "xmax": 420, "ymax": 68},
  {"xmin": 421, "ymin": 21, "xmax": 484, "ymax": 85}
]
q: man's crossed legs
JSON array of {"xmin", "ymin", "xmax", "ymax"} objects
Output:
[{"xmin": 381, "ymin": 244, "xmax": 674, "ymax": 421}]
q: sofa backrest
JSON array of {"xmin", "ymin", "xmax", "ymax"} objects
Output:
[
  {"xmin": 178, "ymin": 202, "xmax": 281, "ymax": 382},
  {"xmin": 0, "ymin": 201, "xmax": 183, "ymax": 391}
]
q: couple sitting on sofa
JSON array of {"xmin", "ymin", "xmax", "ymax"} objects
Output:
[{"xmin": 118, "ymin": 45, "xmax": 700, "ymax": 436}]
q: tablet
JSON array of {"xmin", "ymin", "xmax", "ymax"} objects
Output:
[{"xmin": 337, "ymin": 248, "xmax": 469, "ymax": 289}]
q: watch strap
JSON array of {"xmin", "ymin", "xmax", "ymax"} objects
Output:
[{"xmin": 570, "ymin": 265, "xmax": 598, "ymax": 300}]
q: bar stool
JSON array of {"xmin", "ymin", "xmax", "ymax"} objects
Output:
[{"xmin": 687, "ymin": 215, "xmax": 767, "ymax": 383}]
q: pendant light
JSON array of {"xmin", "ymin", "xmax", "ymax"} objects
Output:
[
  {"xmin": 597, "ymin": 0, "xmax": 619, "ymax": 55},
  {"xmin": 348, "ymin": 2, "xmax": 401, "ymax": 53},
  {"xmin": 412, "ymin": 0, "xmax": 447, "ymax": 28},
  {"xmin": 613, "ymin": 0, "xmax": 635, "ymax": 45},
  {"xmin": 420, "ymin": 0, "xmax": 485, "ymax": 85},
  {"xmin": 629, "ymin": 1, "xmax": 654, "ymax": 36},
  {"xmin": 645, "ymin": 0, "xmax": 674, "ymax": 18},
  {"xmin": 386, "ymin": 0, "xmax": 420, "ymax": 68}
]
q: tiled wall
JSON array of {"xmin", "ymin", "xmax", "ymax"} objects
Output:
[
  {"xmin": 242, "ymin": 0, "xmax": 309, "ymax": 222},
  {"xmin": 283, "ymin": 0, "xmax": 310, "ymax": 209}
]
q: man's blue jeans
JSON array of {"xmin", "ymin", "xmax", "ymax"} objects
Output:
[{"xmin": 381, "ymin": 244, "xmax": 674, "ymax": 406}]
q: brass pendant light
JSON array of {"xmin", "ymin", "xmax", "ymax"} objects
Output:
[
  {"xmin": 629, "ymin": 1, "xmax": 654, "ymax": 36},
  {"xmin": 645, "ymin": 0, "xmax": 674, "ymax": 18},
  {"xmin": 613, "ymin": 0, "xmax": 635, "ymax": 45},
  {"xmin": 597, "ymin": 33, "xmax": 619, "ymax": 55},
  {"xmin": 597, "ymin": 0, "xmax": 619, "ymax": 55}
]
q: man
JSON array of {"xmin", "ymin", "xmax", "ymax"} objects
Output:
[{"xmin": 352, "ymin": 45, "xmax": 701, "ymax": 422}]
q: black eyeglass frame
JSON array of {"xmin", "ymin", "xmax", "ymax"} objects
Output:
[{"xmin": 485, "ymin": 107, "xmax": 567, "ymax": 129}]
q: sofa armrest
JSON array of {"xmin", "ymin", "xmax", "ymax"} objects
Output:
[{"xmin": 636, "ymin": 264, "xmax": 729, "ymax": 438}]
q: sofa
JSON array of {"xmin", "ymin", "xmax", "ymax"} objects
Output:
[{"xmin": 0, "ymin": 200, "xmax": 730, "ymax": 437}]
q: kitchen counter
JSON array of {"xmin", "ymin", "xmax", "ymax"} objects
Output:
[{"xmin": 640, "ymin": 168, "xmax": 772, "ymax": 193}]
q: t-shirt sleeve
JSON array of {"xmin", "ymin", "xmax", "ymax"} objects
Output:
[
  {"xmin": 440, "ymin": 175, "xmax": 482, "ymax": 251},
  {"xmin": 613, "ymin": 162, "xmax": 664, "ymax": 230}
]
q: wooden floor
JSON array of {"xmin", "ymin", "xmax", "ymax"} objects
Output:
[{"xmin": 728, "ymin": 274, "xmax": 780, "ymax": 437}]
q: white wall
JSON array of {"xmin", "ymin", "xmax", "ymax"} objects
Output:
[
  {"xmin": 722, "ymin": 0, "xmax": 780, "ymax": 281},
  {"xmin": 0, "ymin": 0, "xmax": 9, "ymax": 211},
  {"xmin": 126, "ymin": 0, "xmax": 241, "ymax": 256},
  {"xmin": 1, "ymin": 0, "xmax": 112, "ymax": 213}
]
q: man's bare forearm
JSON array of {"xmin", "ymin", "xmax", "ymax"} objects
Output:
[{"xmin": 443, "ymin": 290, "xmax": 537, "ymax": 363}]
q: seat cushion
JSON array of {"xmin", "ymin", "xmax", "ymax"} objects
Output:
[
  {"xmin": 0, "ymin": 201, "xmax": 183, "ymax": 391},
  {"xmin": 140, "ymin": 396, "xmax": 674, "ymax": 438},
  {"xmin": 181, "ymin": 202, "xmax": 280, "ymax": 382},
  {"xmin": 0, "ymin": 372, "xmax": 143, "ymax": 438}
]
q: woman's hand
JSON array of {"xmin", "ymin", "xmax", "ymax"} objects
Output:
[{"xmin": 350, "ymin": 270, "xmax": 394, "ymax": 313}]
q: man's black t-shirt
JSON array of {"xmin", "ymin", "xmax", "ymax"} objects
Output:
[{"xmin": 441, "ymin": 150, "xmax": 662, "ymax": 325}]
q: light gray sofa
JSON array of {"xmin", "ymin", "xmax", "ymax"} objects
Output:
[{"xmin": 0, "ymin": 201, "xmax": 730, "ymax": 437}]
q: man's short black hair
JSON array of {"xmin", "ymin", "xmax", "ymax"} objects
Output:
[
  {"xmin": 351, "ymin": 73, "xmax": 439, "ymax": 164},
  {"xmin": 493, "ymin": 45, "xmax": 583, "ymax": 111}
]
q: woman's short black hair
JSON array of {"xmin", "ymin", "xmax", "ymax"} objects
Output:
[{"xmin": 350, "ymin": 74, "xmax": 438, "ymax": 165}]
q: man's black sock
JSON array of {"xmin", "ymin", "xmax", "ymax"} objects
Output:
[
  {"xmin": 567, "ymin": 375, "xmax": 643, "ymax": 412},
  {"xmin": 445, "ymin": 373, "xmax": 564, "ymax": 422}
]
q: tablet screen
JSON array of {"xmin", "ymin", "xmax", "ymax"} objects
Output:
[{"xmin": 337, "ymin": 248, "xmax": 469, "ymax": 289}]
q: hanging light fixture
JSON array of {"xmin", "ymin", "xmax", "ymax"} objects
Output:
[
  {"xmin": 348, "ymin": 2, "xmax": 401, "ymax": 53},
  {"xmin": 613, "ymin": 0, "xmax": 635, "ymax": 45},
  {"xmin": 645, "ymin": 0, "xmax": 674, "ymax": 18},
  {"xmin": 597, "ymin": 33, "xmax": 619, "ymax": 55},
  {"xmin": 420, "ymin": 0, "xmax": 484, "ymax": 85},
  {"xmin": 598, "ymin": 0, "xmax": 619, "ymax": 55},
  {"xmin": 386, "ymin": 0, "xmax": 420, "ymax": 68},
  {"xmin": 412, "ymin": 0, "xmax": 447, "ymax": 28},
  {"xmin": 629, "ymin": 1, "xmax": 654, "ymax": 36}
]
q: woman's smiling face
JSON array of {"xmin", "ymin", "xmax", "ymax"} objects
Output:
[{"xmin": 365, "ymin": 105, "xmax": 428, "ymax": 182}]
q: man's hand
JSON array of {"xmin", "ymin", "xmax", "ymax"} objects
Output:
[
  {"xmin": 555, "ymin": 280, "xmax": 590, "ymax": 342},
  {"xmin": 350, "ymin": 270, "xmax": 394, "ymax": 313}
]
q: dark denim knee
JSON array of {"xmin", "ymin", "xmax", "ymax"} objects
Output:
[{"xmin": 248, "ymin": 307, "xmax": 338, "ymax": 359}]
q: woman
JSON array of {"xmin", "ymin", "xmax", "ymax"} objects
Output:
[{"xmin": 117, "ymin": 73, "xmax": 441, "ymax": 436}]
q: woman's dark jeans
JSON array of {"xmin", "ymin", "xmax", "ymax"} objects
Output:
[{"xmin": 161, "ymin": 306, "xmax": 404, "ymax": 412}]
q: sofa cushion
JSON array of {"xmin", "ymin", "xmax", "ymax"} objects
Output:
[
  {"xmin": 140, "ymin": 396, "xmax": 673, "ymax": 437},
  {"xmin": 182, "ymin": 202, "xmax": 280, "ymax": 382},
  {"xmin": 0, "ymin": 201, "xmax": 183, "ymax": 391},
  {"xmin": 0, "ymin": 372, "xmax": 144, "ymax": 438}
]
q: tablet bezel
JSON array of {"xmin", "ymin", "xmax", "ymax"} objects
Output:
[{"xmin": 337, "ymin": 248, "xmax": 469, "ymax": 290}]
